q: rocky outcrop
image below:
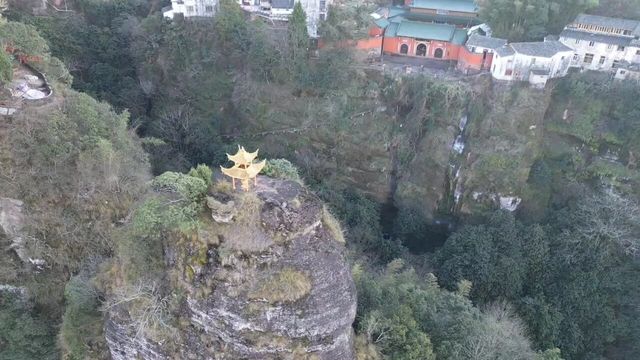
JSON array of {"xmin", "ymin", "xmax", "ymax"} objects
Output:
[
  {"xmin": 0, "ymin": 197, "xmax": 27, "ymax": 262},
  {"xmin": 105, "ymin": 176, "xmax": 357, "ymax": 359}
]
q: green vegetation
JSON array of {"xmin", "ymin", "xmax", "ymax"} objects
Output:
[
  {"xmin": 3, "ymin": 1, "xmax": 640, "ymax": 360},
  {"xmin": 60, "ymin": 276, "xmax": 105, "ymax": 359},
  {"xmin": 437, "ymin": 209, "xmax": 640, "ymax": 358},
  {"xmin": 354, "ymin": 259, "xmax": 559, "ymax": 359},
  {"xmin": 0, "ymin": 49, "xmax": 12, "ymax": 83},
  {"xmin": 0, "ymin": 293, "xmax": 57, "ymax": 360},
  {"xmin": 480, "ymin": 0, "xmax": 598, "ymax": 41},
  {"xmin": 262, "ymin": 159, "xmax": 302, "ymax": 183}
]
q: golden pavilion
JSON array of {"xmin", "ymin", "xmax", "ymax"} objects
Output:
[{"xmin": 220, "ymin": 146, "xmax": 266, "ymax": 191}]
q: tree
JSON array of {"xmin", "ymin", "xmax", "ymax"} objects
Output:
[
  {"xmin": 0, "ymin": 49, "xmax": 12, "ymax": 83},
  {"xmin": 288, "ymin": 1, "xmax": 309, "ymax": 86},
  {"xmin": 478, "ymin": 0, "xmax": 598, "ymax": 41},
  {"xmin": 0, "ymin": 293, "xmax": 57, "ymax": 360},
  {"xmin": 0, "ymin": 21, "xmax": 49, "ymax": 57}
]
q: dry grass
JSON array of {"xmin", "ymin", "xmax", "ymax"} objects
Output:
[
  {"xmin": 322, "ymin": 206, "xmax": 345, "ymax": 244},
  {"xmin": 212, "ymin": 179, "xmax": 233, "ymax": 194},
  {"xmin": 249, "ymin": 268, "xmax": 311, "ymax": 303},
  {"xmin": 355, "ymin": 335, "xmax": 382, "ymax": 360}
]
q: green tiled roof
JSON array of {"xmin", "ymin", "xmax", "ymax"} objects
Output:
[
  {"xmin": 451, "ymin": 28, "xmax": 468, "ymax": 45},
  {"xmin": 395, "ymin": 21, "xmax": 456, "ymax": 41},
  {"xmin": 410, "ymin": 0, "xmax": 477, "ymax": 13},
  {"xmin": 388, "ymin": 6, "xmax": 407, "ymax": 17},
  {"xmin": 404, "ymin": 12, "xmax": 481, "ymax": 26},
  {"xmin": 386, "ymin": 22, "xmax": 400, "ymax": 37},
  {"xmin": 374, "ymin": 18, "xmax": 390, "ymax": 29}
]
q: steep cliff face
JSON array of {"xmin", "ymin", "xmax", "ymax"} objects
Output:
[
  {"xmin": 228, "ymin": 73, "xmax": 473, "ymax": 220},
  {"xmin": 105, "ymin": 176, "xmax": 357, "ymax": 359}
]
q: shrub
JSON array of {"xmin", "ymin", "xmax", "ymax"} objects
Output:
[
  {"xmin": 152, "ymin": 171, "xmax": 208, "ymax": 204},
  {"xmin": 188, "ymin": 164, "xmax": 213, "ymax": 187},
  {"xmin": 262, "ymin": 159, "xmax": 302, "ymax": 183},
  {"xmin": 0, "ymin": 292, "xmax": 57, "ymax": 360},
  {"xmin": 60, "ymin": 276, "xmax": 105, "ymax": 359},
  {"xmin": 0, "ymin": 50, "xmax": 12, "ymax": 84}
]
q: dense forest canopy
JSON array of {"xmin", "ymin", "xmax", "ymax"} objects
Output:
[{"xmin": 1, "ymin": 0, "xmax": 640, "ymax": 359}]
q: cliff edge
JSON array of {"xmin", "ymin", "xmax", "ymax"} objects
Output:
[{"xmin": 105, "ymin": 175, "xmax": 357, "ymax": 360}]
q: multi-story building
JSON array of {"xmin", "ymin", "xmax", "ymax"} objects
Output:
[
  {"xmin": 559, "ymin": 14, "xmax": 640, "ymax": 75},
  {"xmin": 163, "ymin": 0, "xmax": 217, "ymax": 18},
  {"xmin": 489, "ymin": 40, "xmax": 574, "ymax": 86},
  {"xmin": 164, "ymin": 0, "xmax": 328, "ymax": 38},
  {"xmin": 240, "ymin": 0, "xmax": 329, "ymax": 37}
]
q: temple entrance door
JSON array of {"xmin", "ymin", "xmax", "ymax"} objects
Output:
[
  {"xmin": 416, "ymin": 43, "xmax": 427, "ymax": 56},
  {"xmin": 434, "ymin": 48, "xmax": 444, "ymax": 59},
  {"xmin": 400, "ymin": 44, "xmax": 409, "ymax": 55}
]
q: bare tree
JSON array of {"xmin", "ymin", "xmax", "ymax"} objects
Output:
[
  {"xmin": 103, "ymin": 281, "xmax": 173, "ymax": 340},
  {"xmin": 573, "ymin": 190, "xmax": 640, "ymax": 256},
  {"xmin": 462, "ymin": 302, "xmax": 536, "ymax": 360}
]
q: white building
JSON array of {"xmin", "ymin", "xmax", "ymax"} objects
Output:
[
  {"xmin": 163, "ymin": 0, "xmax": 217, "ymax": 18},
  {"xmin": 240, "ymin": 0, "xmax": 329, "ymax": 37},
  {"xmin": 163, "ymin": 0, "xmax": 328, "ymax": 38},
  {"xmin": 559, "ymin": 14, "xmax": 640, "ymax": 74},
  {"xmin": 490, "ymin": 40, "xmax": 574, "ymax": 86}
]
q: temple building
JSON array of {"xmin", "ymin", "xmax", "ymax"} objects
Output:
[
  {"xmin": 559, "ymin": 14, "xmax": 640, "ymax": 80},
  {"xmin": 368, "ymin": 0, "xmax": 481, "ymax": 61}
]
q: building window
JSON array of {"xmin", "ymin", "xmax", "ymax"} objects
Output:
[
  {"xmin": 573, "ymin": 53, "xmax": 580, "ymax": 61},
  {"xmin": 505, "ymin": 69, "xmax": 513, "ymax": 76},
  {"xmin": 186, "ymin": 5, "xmax": 194, "ymax": 14},
  {"xmin": 205, "ymin": 5, "xmax": 213, "ymax": 12},
  {"xmin": 613, "ymin": 60, "xmax": 620, "ymax": 68},
  {"xmin": 599, "ymin": 56, "xmax": 606, "ymax": 65},
  {"xmin": 320, "ymin": 13, "xmax": 325, "ymax": 21},
  {"xmin": 588, "ymin": 41, "xmax": 595, "ymax": 46},
  {"xmin": 607, "ymin": 44, "xmax": 613, "ymax": 49},
  {"xmin": 618, "ymin": 45, "xmax": 625, "ymax": 51},
  {"xmin": 637, "ymin": 50, "xmax": 640, "ymax": 55},
  {"xmin": 320, "ymin": 0, "xmax": 326, "ymax": 10},
  {"xmin": 400, "ymin": 44, "xmax": 409, "ymax": 55},
  {"xmin": 584, "ymin": 53, "xmax": 594, "ymax": 63},
  {"xmin": 621, "ymin": 70, "xmax": 627, "ymax": 74},
  {"xmin": 575, "ymin": 39, "xmax": 580, "ymax": 44},
  {"xmin": 416, "ymin": 43, "xmax": 427, "ymax": 57},
  {"xmin": 624, "ymin": 30, "xmax": 632, "ymax": 35}
]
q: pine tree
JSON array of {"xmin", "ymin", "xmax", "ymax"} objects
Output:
[{"xmin": 287, "ymin": 2, "xmax": 309, "ymax": 86}]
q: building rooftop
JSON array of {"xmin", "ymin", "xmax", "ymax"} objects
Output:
[
  {"xmin": 452, "ymin": 28, "xmax": 468, "ymax": 45},
  {"xmin": 510, "ymin": 41, "xmax": 573, "ymax": 58},
  {"xmin": 395, "ymin": 20, "xmax": 457, "ymax": 42},
  {"xmin": 560, "ymin": 29, "xmax": 633, "ymax": 47},
  {"xmin": 385, "ymin": 22, "xmax": 400, "ymax": 37},
  {"xmin": 410, "ymin": 0, "xmax": 478, "ymax": 13},
  {"xmin": 574, "ymin": 14, "xmax": 640, "ymax": 32},
  {"xmin": 530, "ymin": 68, "xmax": 551, "ymax": 76},
  {"xmin": 271, "ymin": 0, "xmax": 294, "ymax": 9},
  {"xmin": 374, "ymin": 18, "xmax": 390, "ymax": 29},
  {"xmin": 466, "ymin": 34, "xmax": 507, "ymax": 50},
  {"xmin": 494, "ymin": 45, "xmax": 515, "ymax": 57}
]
